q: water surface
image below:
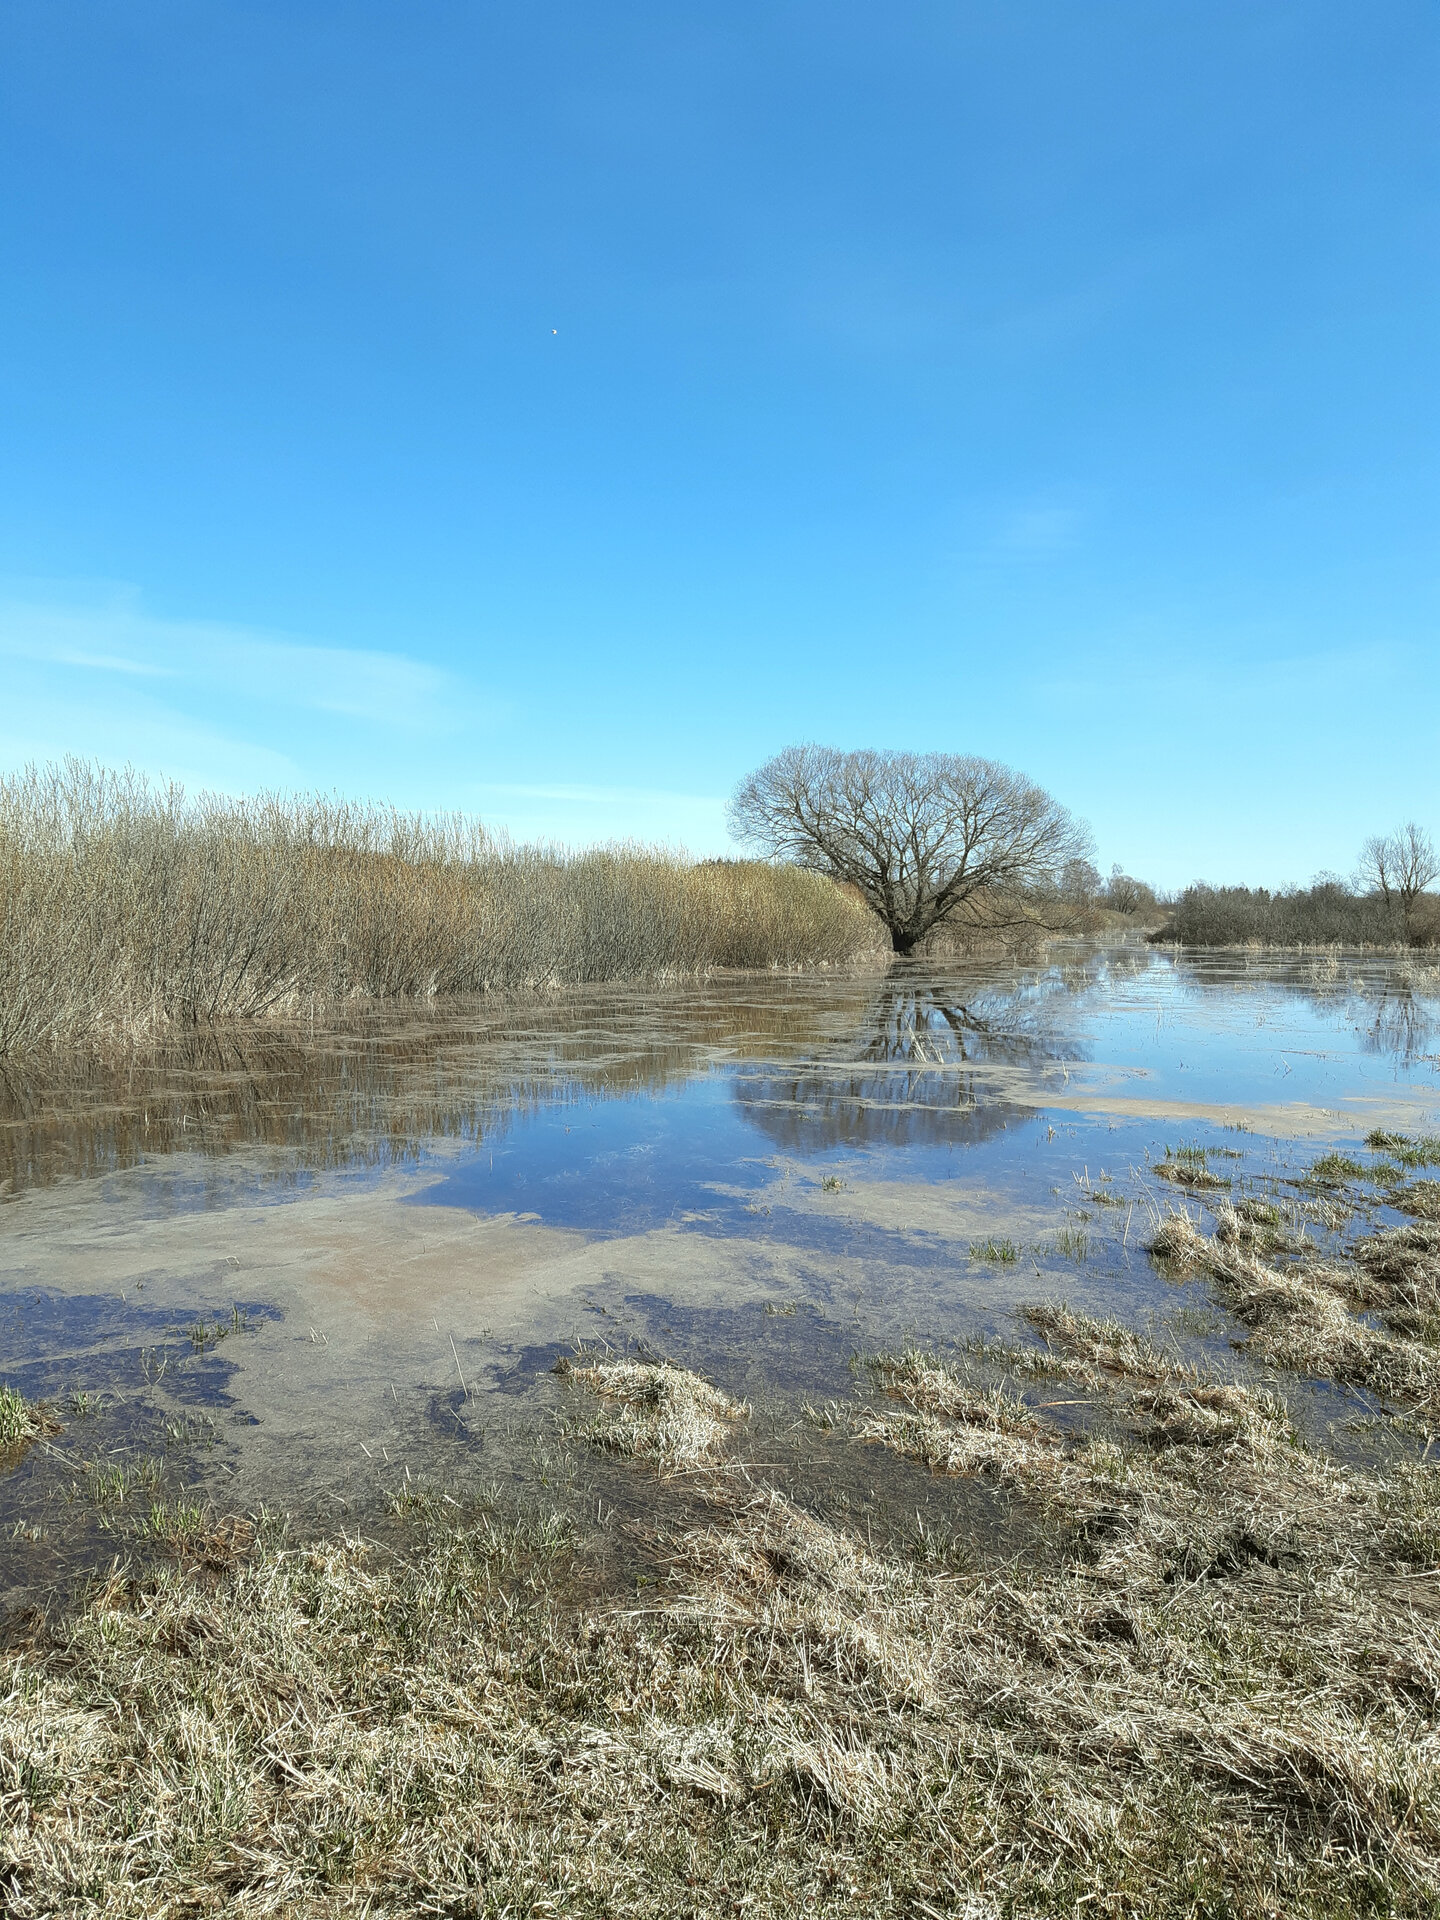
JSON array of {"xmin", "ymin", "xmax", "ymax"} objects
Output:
[{"xmin": 4, "ymin": 940, "xmax": 1439, "ymax": 1602}]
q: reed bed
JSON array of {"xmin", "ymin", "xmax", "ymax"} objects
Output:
[{"xmin": 0, "ymin": 761, "xmax": 884, "ymax": 1058}]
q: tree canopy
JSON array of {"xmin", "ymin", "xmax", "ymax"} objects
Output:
[{"xmin": 727, "ymin": 745, "xmax": 1091, "ymax": 955}]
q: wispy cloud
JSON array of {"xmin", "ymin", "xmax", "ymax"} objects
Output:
[{"xmin": 0, "ymin": 593, "xmax": 472, "ymax": 732}]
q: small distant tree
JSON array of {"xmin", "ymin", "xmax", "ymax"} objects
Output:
[
  {"xmin": 1358, "ymin": 823, "xmax": 1438, "ymax": 929},
  {"xmin": 727, "ymin": 745, "xmax": 1092, "ymax": 956},
  {"xmin": 1103, "ymin": 864, "xmax": 1157, "ymax": 915}
]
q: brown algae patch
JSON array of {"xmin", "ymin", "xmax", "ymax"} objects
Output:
[{"xmin": 556, "ymin": 1356, "xmax": 749, "ymax": 1472}]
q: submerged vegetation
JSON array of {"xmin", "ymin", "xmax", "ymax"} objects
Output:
[
  {"xmin": 555, "ymin": 1356, "xmax": 749, "ymax": 1472},
  {"xmin": 6, "ymin": 1262, "xmax": 1440, "ymax": 1916},
  {"xmin": 0, "ymin": 760, "xmax": 884, "ymax": 1058}
]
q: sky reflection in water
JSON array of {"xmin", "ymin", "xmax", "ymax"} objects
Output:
[{"xmin": 412, "ymin": 948, "xmax": 1440, "ymax": 1235}]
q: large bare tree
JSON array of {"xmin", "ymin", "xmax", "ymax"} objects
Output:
[
  {"xmin": 727, "ymin": 745, "xmax": 1092, "ymax": 955},
  {"xmin": 1358, "ymin": 822, "xmax": 1439, "ymax": 930}
]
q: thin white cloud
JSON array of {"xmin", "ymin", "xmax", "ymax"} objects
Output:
[{"xmin": 0, "ymin": 594, "xmax": 479, "ymax": 733}]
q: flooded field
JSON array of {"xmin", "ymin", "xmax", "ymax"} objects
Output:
[{"xmin": 3, "ymin": 937, "xmax": 1439, "ymax": 1608}]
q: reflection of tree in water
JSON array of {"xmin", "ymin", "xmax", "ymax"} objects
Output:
[
  {"xmin": 1171, "ymin": 952, "xmax": 1440, "ymax": 1074},
  {"xmin": 733, "ymin": 974, "xmax": 1089, "ymax": 1152},
  {"xmin": 1355, "ymin": 985, "xmax": 1439, "ymax": 1071}
]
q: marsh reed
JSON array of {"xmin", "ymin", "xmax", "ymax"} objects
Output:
[{"xmin": 0, "ymin": 760, "xmax": 883, "ymax": 1057}]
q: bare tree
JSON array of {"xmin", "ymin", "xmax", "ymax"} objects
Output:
[
  {"xmin": 727, "ymin": 745, "xmax": 1092, "ymax": 955},
  {"xmin": 1103, "ymin": 864, "xmax": 1157, "ymax": 915},
  {"xmin": 1358, "ymin": 834, "xmax": 1395, "ymax": 909},
  {"xmin": 1358, "ymin": 823, "xmax": 1438, "ymax": 928}
]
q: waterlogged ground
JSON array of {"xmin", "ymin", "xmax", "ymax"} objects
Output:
[{"xmin": 3, "ymin": 937, "xmax": 1439, "ymax": 1608}]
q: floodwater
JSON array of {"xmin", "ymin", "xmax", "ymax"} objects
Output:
[{"xmin": 3, "ymin": 938, "xmax": 1439, "ymax": 1604}]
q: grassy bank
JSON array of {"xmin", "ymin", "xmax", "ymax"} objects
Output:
[
  {"xmin": 5, "ymin": 1183, "xmax": 1440, "ymax": 1916},
  {"xmin": 1153, "ymin": 881, "xmax": 1439, "ymax": 949},
  {"xmin": 0, "ymin": 761, "xmax": 885, "ymax": 1058}
]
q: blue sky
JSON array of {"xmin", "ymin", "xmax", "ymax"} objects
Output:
[{"xmin": 1, "ymin": 1, "xmax": 1435, "ymax": 886}]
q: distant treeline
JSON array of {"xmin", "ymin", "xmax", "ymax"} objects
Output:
[
  {"xmin": 0, "ymin": 761, "xmax": 884, "ymax": 1058},
  {"xmin": 1152, "ymin": 881, "xmax": 1436, "ymax": 950}
]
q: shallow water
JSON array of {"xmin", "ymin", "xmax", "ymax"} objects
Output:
[{"xmin": 3, "ymin": 938, "xmax": 1439, "ymax": 1604}]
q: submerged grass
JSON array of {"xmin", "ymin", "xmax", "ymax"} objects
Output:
[
  {"xmin": 7, "ymin": 1324, "xmax": 1440, "ymax": 1917},
  {"xmin": 1153, "ymin": 1145, "xmax": 1229, "ymax": 1192},
  {"xmin": 1368, "ymin": 1131, "xmax": 1440, "ymax": 1168},
  {"xmin": 1152, "ymin": 1207, "xmax": 1440, "ymax": 1418}
]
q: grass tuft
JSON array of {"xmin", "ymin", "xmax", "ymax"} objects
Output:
[
  {"xmin": 1152, "ymin": 1210, "xmax": 1440, "ymax": 1413},
  {"xmin": 557, "ymin": 1357, "xmax": 749, "ymax": 1472},
  {"xmin": 969, "ymin": 1236, "xmax": 1019, "ymax": 1264},
  {"xmin": 1367, "ymin": 1131, "xmax": 1440, "ymax": 1169},
  {"xmin": 0, "ymin": 1386, "xmax": 60, "ymax": 1449}
]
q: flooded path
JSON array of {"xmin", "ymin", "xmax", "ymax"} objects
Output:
[{"xmin": 4, "ymin": 938, "xmax": 1439, "ymax": 1603}]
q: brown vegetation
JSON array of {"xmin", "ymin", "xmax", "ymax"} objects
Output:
[
  {"xmin": 6, "ymin": 1298, "xmax": 1440, "ymax": 1917},
  {"xmin": 557, "ymin": 1357, "xmax": 749, "ymax": 1472},
  {"xmin": 0, "ymin": 760, "xmax": 885, "ymax": 1058},
  {"xmin": 1152, "ymin": 1208, "xmax": 1440, "ymax": 1416}
]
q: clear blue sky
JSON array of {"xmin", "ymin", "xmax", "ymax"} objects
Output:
[{"xmin": 1, "ymin": 2, "xmax": 1435, "ymax": 887}]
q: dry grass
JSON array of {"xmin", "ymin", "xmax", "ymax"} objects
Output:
[
  {"xmin": 1020, "ymin": 1300, "xmax": 1182, "ymax": 1381},
  {"xmin": 1399, "ymin": 1182, "xmax": 1440, "ymax": 1223},
  {"xmin": 1152, "ymin": 1208, "xmax": 1440, "ymax": 1417},
  {"xmin": 557, "ymin": 1356, "xmax": 749, "ymax": 1472},
  {"xmin": 853, "ymin": 1355, "xmax": 1055, "ymax": 1482},
  {"xmin": 6, "ymin": 1331, "xmax": 1440, "ymax": 1917},
  {"xmin": 1352, "ymin": 1222, "xmax": 1440, "ymax": 1341},
  {"xmin": 0, "ymin": 760, "xmax": 884, "ymax": 1057}
]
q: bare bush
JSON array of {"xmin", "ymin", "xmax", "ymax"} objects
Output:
[
  {"xmin": 0, "ymin": 761, "xmax": 885, "ymax": 1058},
  {"xmin": 1153, "ymin": 880, "xmax": 1407, "ymax": 949},
  {"xmin": 727, "ymin": 745, "xmax": 1091, "ymax": 955}
]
